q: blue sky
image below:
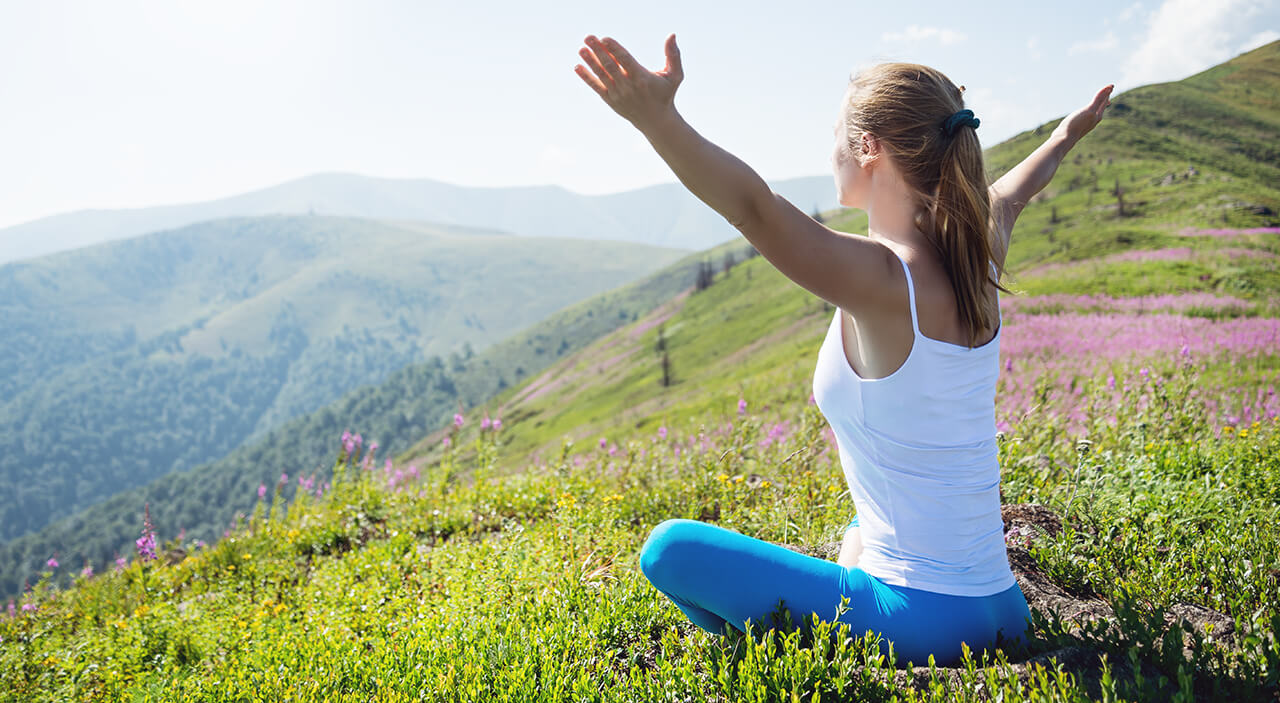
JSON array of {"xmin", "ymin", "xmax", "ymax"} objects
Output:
[{"xmin": 1, "ymin": 0, "xmax": 1276, "ymax": 230}]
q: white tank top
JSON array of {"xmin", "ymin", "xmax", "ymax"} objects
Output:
[{"xmin": 811, "ymin": 250, "xmax": 1014, "ymax": 596}]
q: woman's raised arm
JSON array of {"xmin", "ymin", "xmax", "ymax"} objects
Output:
[
  {"xmin": 574, "ymin": 34, "xmax": 898, "ymax": 317},
  {"xmin": 988, "ymin": 84, "xmax": 1114, "ymax": 258}
]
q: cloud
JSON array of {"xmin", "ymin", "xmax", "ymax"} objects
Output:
[
  {"xmin": 1117, "ymin": 2, "xmax": 1144, "ymax": 23},
  {"xmin": 881, "ymin": 25, "xmax": 967, "ymax": 46},
  {"xmin": 1120, "ymin": 0, "xmax": 1273, "ymax": 89},
  {"xmin": 1239, "ymin": 29, "xmax": 1280, "ymax": 53},
  {"xmin": 1026, "ymin": 36, "xmax": 1042, "ymax": 61},
  {"xmin": 1067, "ymin": 31, "xmax": 1119, "ymax": 56}
]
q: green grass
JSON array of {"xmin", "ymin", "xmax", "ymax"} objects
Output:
[{"xmin": 3, "ymin": 358, "xmax": 1277, "ymax": 701}]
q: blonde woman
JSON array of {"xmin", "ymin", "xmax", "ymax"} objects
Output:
[{"xmin": 575, "ymin": 33, "xmax": 1111, "ymax": 666}]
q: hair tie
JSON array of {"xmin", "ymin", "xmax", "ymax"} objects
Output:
[{"xmin": 942, "ymin": 109, "xmax": 980, "ymax": 137}]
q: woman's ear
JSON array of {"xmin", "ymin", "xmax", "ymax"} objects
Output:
[{"xmin": 860, "ymin": 133, "xmax": 880, "ymax": 166}]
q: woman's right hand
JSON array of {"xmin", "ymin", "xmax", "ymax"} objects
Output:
[{"xmin": 1055, "ymin": 84, "xmax": 1114, "ymax": 143}]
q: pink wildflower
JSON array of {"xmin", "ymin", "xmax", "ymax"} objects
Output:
[
  {"xmin": 258, "ymin": 483, "xmax": 266, "ymax": 499},
  {"xmin": 81, "ymin": 563, "xmax": 93, "ymax": 578},
  {"xmin": 493, "ymin": 417, "xmax": 502, "ymax": 431},
  {"xmin": 454, "ymin": 413, "xmax": 464, "ymax": 428},
  {"xmin": 738, "ymin": 398, "xmax": 747, "ymax": 416},
  {"xmin": 658, "ymin": 426, "xmax": 667, "ymax": 440},
  {"xmin": 46, "ymin": 557, "xmax": 58, "ymax": 569},
  {"xmin": 442, "ymin": 436, "xmax": 451, "ymax": 448},
  {"xmin": 599, "ymin": 437, "xmax": 607, "ymax": 449},
  {"xmin": 482, "ymin": 414, "xmax": 491, "ymax": 430}
]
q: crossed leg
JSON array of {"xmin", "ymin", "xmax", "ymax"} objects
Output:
[{"xmin": 638, "ymin": 517, "xmax": 1034, "ymax": 667}]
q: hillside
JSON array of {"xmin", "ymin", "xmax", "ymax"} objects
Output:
[
  {"xmin": 0, "ymin": 238, "xmax": 752, "ymax": 598},
  {"xmin": 0, "ymin": 173, "xmax": 839, "ymax": 264},
  {"xmin": 1, "ymin": 41, "xmax": 1278, "ymax": 702},
  {"xmin": 0, "ymin": 215, "xmax": 688, "ymax": 545}
]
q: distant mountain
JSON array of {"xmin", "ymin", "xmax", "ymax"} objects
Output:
[
  {"xmin": 3, "ymin": 41, "xmax": 1278, "ymax": 600},
  {"xmin": 0, "ymin": 214, "xmax": 688, "ymax": 544},
  {"xmin": 0, "ymin": 173, "xmax": 837, "ymax": 264},
  {"xmin": 0, "ymin": 237, "xmax": 750, "ymax": 598}
]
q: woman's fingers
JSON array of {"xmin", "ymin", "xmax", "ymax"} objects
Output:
[
  {"xmin": 601, "ymin": 36, "xmax": 645, "ymax": 76},
  {"xmin": 579, "ymin": 46, "xmax": 613, "ymax": 87},
  {"xmin": 575, "ymin": 64, "xmax": 608, "ymax": 97},
  {"xmin": 585, "ymin": 36, "xmax": 624, "ymax": 82}
]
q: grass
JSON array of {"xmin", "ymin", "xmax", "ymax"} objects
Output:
[{"xmin": 3, "ymin": 341, "xmax": 1278, "ymax": 700}]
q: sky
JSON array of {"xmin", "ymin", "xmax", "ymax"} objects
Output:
[{"xmin": 1, "ymin": 0, "xmax": 1277, "ymax": 230}]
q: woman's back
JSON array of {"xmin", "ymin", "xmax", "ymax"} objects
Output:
[{"xmin": 812, "ymin": 247, "xmax": 1013, "ymax": 597}]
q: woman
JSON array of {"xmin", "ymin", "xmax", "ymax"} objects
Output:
[{"xmin": 574, "ymin": 33, "xmax": 1111, "ymax": 667}]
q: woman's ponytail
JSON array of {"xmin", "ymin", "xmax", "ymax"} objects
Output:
[{"xmin": 844, "ymin": 63, "xmax": 1011, "ymax": 348}]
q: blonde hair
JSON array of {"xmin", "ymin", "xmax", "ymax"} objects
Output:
[{"xmin": 843, "ymin": 63, "xmax": 1009, "ymax": 348}]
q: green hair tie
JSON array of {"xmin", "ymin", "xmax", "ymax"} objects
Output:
[{"xmin": 943, "ymin": 109, "xmax": 980, "ymax": 137}]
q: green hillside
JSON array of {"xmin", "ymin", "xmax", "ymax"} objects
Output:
[
  {"xmin": 0, "ymin": 215, "xmax": 688, "ymax": 545},
  {"xmin": 0, "ymin": 239, "xmax": 748, "ymax": 599},
  {"xmin": 2, "ymin": 42, "xmax": 1278, "ymax": 702}
]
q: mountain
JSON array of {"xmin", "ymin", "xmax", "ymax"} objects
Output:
[
  {"xmin": 0, "ymin": 173, "xmax": 838, "ymax": 264},
  {"xmin": 2, "ymin": 40, "xmax": 1278, "ymax": 600},
  {"xmin": 0, "ymin": 237, "xmax": 753, "ymax": 597},
  {"xmin": 0, "ymin": 215, "xmax": 689, "ymax": 545}
]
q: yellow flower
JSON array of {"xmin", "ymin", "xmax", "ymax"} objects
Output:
[
  {"xmin": 1145, "ymin": 442, "xmax": 1155, "ymax": 452},
  {"xmin": 717, "ymin": 473, "xmax": 729, "ymax": 482},
  {"xmin": 556, "ymin": 492, "xmax": 577, "ymax": 509},
  {"xmin": 1223, "ymin": 426, "xmax": 1235, "ymax": 434},
  {"xmin": 227, "ymin": 565, "xmax": 236, "ymax": 571},
  {"xmin": 760, "ymin": 480, "xmax": 772, "ymax": 489},
  {"xmin": 734, "ymin": 476, "xmax": 744, "ymax": 484},
  {"xmin": 286, "ymin": 529, "xmax": 300, "ymax": 540},
  {"xmin": 603, "ymin": 493, "xmax": 622, "ymax": 504},
  {"xmin": 1239, "ymin": 429, "xmax": 1249, "ymax": 439},
  {"xmin": 132, "ymin": 604, "xmax": 150, "ymax": 618},
  {"xmin": 1251, "ymin": 421, "xmax": 1260, "ymax": 429},
  {"xmin": 242, "ymin": 553, "xmax": 252, "ymax": 560}
]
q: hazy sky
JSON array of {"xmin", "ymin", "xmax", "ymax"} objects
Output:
[{"xmin": 1, "ymin": 0, "xmax": 1277, "ymax": 230}]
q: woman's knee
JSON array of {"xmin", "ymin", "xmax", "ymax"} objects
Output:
[{"xmin": 639, "ymin": 518, "xmax": 705, "ymax": 584}]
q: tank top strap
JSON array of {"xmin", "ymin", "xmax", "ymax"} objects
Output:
[{"xmin": 891, "ymin": 249, "xmax": 922, "ymax": 337}]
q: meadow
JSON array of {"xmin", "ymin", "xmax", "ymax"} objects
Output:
[{"xmin": 3, "ymin": 253, "xmax": 1277, "ymax": 700}]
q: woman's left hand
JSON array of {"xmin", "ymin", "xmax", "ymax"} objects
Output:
[{"xmin": 575, "ymin": 34, "xmax": 683, "ymax": 131}]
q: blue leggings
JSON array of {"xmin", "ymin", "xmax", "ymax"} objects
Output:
[{"xmin": 638, "ymin": 516, "xmax": 1033, "ymax": 667}]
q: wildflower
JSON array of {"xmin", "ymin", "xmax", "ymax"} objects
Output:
[
  {"xmin": 136, "ymin": 503, "xmax": 158, "ymax": 562},
  {"xmin": 353, "ymin": 433, "xmax": 363, "ymax": 446},
  {"xmin": 341, "ymin": 430, "xmax": 351, "ymax": 444},
  {"xmin": 1239, "ymin": 429, "xmax": 1249, "ymax": 439},
  {"xmin": 1106, "ymin": 374, "xmax": 1116, "ymax": 391},
  {"xmin": 46, "ymin": 556, "xmax": 58, "ymax": 570},
  {"xmin": 279, "ymin": 472, "xmax": 289, "ymax": 485},
  {"xmin": 443, "ymin": 436, "xmax": 451, "ymax": 448},
  {"xmin": 81, "ymin": 562, "xmax": 93, "ymax": 578},
  {"xmin": 454, "ymin": 413, "xmax": 465, "ymax": 428},
  {"xmin": 493, "ymin": 418, "xmax": 502, "ymax": 431},
  {"xmin": 599, "ymin": 437, "xmax": 607, "ymax": 449},
  {"xmin": 1222, "ymin": 426, "xmax": 1235, "ymax": 434},
  {"xmin": 1139, "ymin": 367, "xmax": 1149, "ymax": 380},
  {"xmin": 607, "ymin": 443, "xmax": 618, "ymax": 457},
  {"xmin": 482, "ymin": 413, "xmax": 491, "ymax": 430},
  {"xmin": 1004, "ymin": 358, "xmax": 1013, "ymax": 372},
  {"xmin": 21, "ymin": 603, "xmax": 36, "ymax": 612},
  {"xmin": 808, "ymin": 393, "xmax": 816, "ymax": 405},
  {"xmin": 369, "ymin": 441, "xmax": 379, "ymax": 455},
  {"xmin": 258, "ymin": 483, "xmax": 266, "ymax": 499},
  {"xmin": 734, "ymin": 475, "xmax": 745, "ymax": 484},
  {"xmin": 115, "ymin": 555, "xmax": 127, "ymax": 571},
  {"xmin": 1180, "ymin": 344, "xmax": 1190, "ymax": 358},
  {"xmin": 738, "ymin": 398, "xmax": 747, "ymax": 416},
  {"xmin": 717, "ymin": 473, "xmax": 730, "ymax": 482},
  {"xmin": 760, "ymin": 480, "xmax": 772, "ymax": 489},
  {"xmin": 5, "ymin": 601, "xmax": 13, "ymax": 618},
  {"xmin": 658, "ymin": 426, "xmax": 667, "ymax": 440}
]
